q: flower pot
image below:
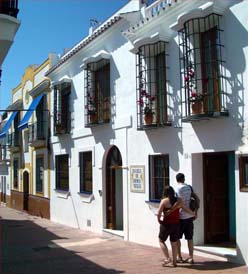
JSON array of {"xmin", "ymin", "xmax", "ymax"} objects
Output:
[
  {"xmin": 191, "ymin": 101, "xmax": 203, "ymax": 114},
  {"xmin": 144, "ymin": 113, "xmax": 153, "ymax": 125},
  {"xmin": 55, "ymin": 125, "xmax": 65, "ymax": 134},
  {"xmin": 89, "ymin": 114, "xmax": 97, "ymax": 123}
]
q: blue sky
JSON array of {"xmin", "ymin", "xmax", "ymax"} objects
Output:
[{"xmin": 0, "ymin": 0, "xmax": 128, "ymax": 112}]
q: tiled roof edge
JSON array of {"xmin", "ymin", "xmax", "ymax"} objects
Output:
[{"xmin": 46, "ymin": 16, "xmax": 122, "ymax": 76}]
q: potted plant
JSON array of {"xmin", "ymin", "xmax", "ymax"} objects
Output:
[
  {"xmin": 138, "ymin": 89, "xmax": 155, "ymax": 125},
  {"xmin": 189, "ymin": 91, "xmax": 204, "ymax": 114},
  {"xmin": 184, "ymin": 64, "xmax": 204, "ymax": 114}
]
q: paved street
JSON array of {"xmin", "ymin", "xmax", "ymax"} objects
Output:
[{"xmin": 0, "ymin": 205, "xmax": 247, "ymax": 274}]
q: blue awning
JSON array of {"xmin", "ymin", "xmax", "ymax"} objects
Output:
[
  {"xmin": 0, "ymin": 111, "xmax": 18, "ymax": 139},
  {"xmin": 18, "ymin": 94, "xmax": 44, "ymax": 131}
]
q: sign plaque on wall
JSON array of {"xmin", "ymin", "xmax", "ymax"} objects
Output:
[{"xmin": 130, "ymin": 165, "xmax": 145, "ymax": 193}]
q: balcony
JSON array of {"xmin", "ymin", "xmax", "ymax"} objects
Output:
[
  {"xmin": 0, "ymin": 145, "xmax": 10, "ymax": 166},
  {"xmin": 0, "ymin": 0, "xmax": 20, "ymax": 65},
  {"xmin": 0, "ymin": 0, "xmax": 19, "ymax": 18},
  {"xmin": 7, "ymin": 131, "xmax": 20, "ymax": 152},
  {"xmin": 28, "ymin": 121, "xmax": 48, "ymax": 147},
  {"xmin": 145, "ymin": 0, "xmax": 173, "ymax": 17}
]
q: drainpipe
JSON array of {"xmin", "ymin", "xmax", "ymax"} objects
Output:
[{"xmin": 125, "ymin": 126, "xmax": 129, "ymax": 241}]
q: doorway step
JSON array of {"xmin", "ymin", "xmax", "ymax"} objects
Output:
[
  {"xmin": 194, "ymin": 245, "xmax": 237, "ymax": 262},
  {"xmin": 102, "ymin": 228, "xmax": 124, "ymax": 239}
]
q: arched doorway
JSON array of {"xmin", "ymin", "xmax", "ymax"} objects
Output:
[
  {"xmin": 23, "ymin": 171, "xmax": 29, "ymax": 211},
  {"xmin": 105, "ymin": 146, "xmax": 123, "ymax": 230}
]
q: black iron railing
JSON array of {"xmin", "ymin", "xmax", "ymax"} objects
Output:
[
  {"xmin": 0, "ymin": 0, "xmax": 19, "ymax": 18},
  {"xmin": 136, "ymin": 41, "xmax": 171, "ymax": 130},
  {"xmin": 7, "ymin": 131, "xmax": 20, "ymax": 148},
  {"xmin": 179, "ymin": 13, "xmax": 228, "ymax": 122},
  {"xmin": 54, "ymin": 83, "xmax": 71, "ymax": 134},
  {"xmin": 28, "ymin": 121, "xmax": 48, "ymax": 142},
  {"xmin": 85, "ymin": 59, "xmax": 111, "ymax": 127}
]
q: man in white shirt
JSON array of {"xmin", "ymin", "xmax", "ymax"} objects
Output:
[{"xmin": 176, "ymin": 173, "xmax": 197, "ymax": 264}]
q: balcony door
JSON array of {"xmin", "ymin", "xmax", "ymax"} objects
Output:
[{"xmin": 201, "ymin": 27, "xmax": 220, "ymax": 112}]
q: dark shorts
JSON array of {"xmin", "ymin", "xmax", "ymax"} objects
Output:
[
  {"xmin": 179, "ymin": 217, "xmax": 194, "ymax": 240},
  {"xmin": 159, "ymin": 223, "xmax": 180, "ymax": 243}
]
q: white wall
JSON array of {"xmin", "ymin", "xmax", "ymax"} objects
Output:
[{"xmin": 49, "ymin": 0, "xmax": 248, "ymax": 265}]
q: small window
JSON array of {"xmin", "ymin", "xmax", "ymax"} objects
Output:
[
  {"xmin": 13, "ymin": 158, "xmax": 18, "ymax": 188},
  {"xmin": 239, "ymin": 156, "xmax": 248, "ymax": 192},
  {"xmin": 149, "ymin": 154, "xmax": 169, "ymax": 201},
  {"xmin": 36, "ymin": 157, "xmax": 43, "ymax": 193},
  {"xmin": 55, "ymin": 154, "xmax": 69, "ymax": 191},
  {"xmin": 79, "ymin": 151, "xmax": 93, "ymax": 194}
]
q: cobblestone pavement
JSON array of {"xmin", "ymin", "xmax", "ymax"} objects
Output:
[{"xmin": 0, "ymin": 205, "xmax": 247, "ymax": 274}]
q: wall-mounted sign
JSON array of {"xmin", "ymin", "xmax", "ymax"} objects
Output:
[{"xmin": 130, "ymin": 165, "xmax": 145, "ymax": 193}]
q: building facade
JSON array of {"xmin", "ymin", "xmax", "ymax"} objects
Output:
[
  {"xmin": 0, "ymin": 0, "xmax": 20, "ymax": 66},
  {"xmin": 0, "ymin": 0, "xmax": 20, "ymax": 206},
  {"xmin": 1, "ymin": 0, "xmax": 247, "ymax": 266},
  {"xmin": 1, "ymin": 55, "xmax": 58, "ymax": 218},
  {"xmin": 46, "ymin": 0, "xmax": 248, "ymax": 265}
]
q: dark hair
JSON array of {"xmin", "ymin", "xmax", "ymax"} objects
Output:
[
  {"xmin": 176, "ymin": 173, "xmax": 185, "ymax": 183},
  {"xmin": 163, "ymin": 186, "xmax": 177, "ymax": 206}
]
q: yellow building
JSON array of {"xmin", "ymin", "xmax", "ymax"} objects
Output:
[{"xmin": 2, "ymin": 54, "xmax": 58, "ymax": 218}]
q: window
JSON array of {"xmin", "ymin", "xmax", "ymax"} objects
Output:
[
  {"xmin": 11, "ymin": 112, "xmax": 20, "ymax": 147},
  {"xmin": 178, "ymin": 14, "xmax": 228, "ymax": 120},
  {"xmin": 24, "ymin": 131, "xmax": 29, "ymax": 152},
  {"xmin": 33, "ymin": 95, "xmax": 47, "ymax": 140},
  {"xmin": 149, "ymin": 154, "xmax": 169, "ymax": 201},
  {"xmin": 36, "ymin": 157, "xmax": 43, "ymax": 193},
  {"xmin": 79, "ymin": 151, "xmax": 93, "ymax": 193},
  {"xmin": 239, "ymin": 156, "xmax": 248, "ymax": 192},
  {"xmin": 136, "ymin": 41, "xmax": 170, "ymax": 129},
  {"xmin": 13, "ymin": 158, "xmax": 18, "ymax": 188},
  {"xmin": 85, "ymin": 59, "xmax": 110, "ymax": 126},
  {"xmin": 55, "ymin": 154, "xmax": 69, "ymax": 191},
  {"xmin": 54, "ymin": 82, "xmax": 71, "ymax": 134}
]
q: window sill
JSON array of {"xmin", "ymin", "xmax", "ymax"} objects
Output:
[
  {"xmin": 145, "ymin": 200, "xmax": 160, "ymax": 204},
  {"xmin": 78, "ymin": 192, "xmax": 95, "ymax": 203},
  {"xmin": 182, "ymin": 110, "xmax": 229, "ymax": 123},
  {"xmin": 54, "ymin": 189, "xmax": 70, "ymax": 199}
]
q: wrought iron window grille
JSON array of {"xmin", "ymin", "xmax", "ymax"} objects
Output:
[
  {"xmin": 84, "ymin": 59, "xmax": 111, "ymax": 127},
  {"xmin": 54, "ymin": 83, "xmax": 71, "ymax": 135},
  {"xmin": 178, "ymin": 13, "xmax": 228, "ymax": 122},
  {"xmin": 136, "ymin": 41, "xmax": 171, "ymax": 130}
]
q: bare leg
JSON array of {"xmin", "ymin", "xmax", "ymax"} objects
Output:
[
  {"xmin": 171, "ymin": 241, "xmax": 178, "ymax": 266},
  {"xmin": 177, "ymin": 239, "xmax": 183, "ymax": 260},
  {"xmin": 188, "ymin": 239, "xmax": 194, "ymax": 259},
  {"xmin": 159, "ymin": 239, "xmax": 170, "ymax": 262}
]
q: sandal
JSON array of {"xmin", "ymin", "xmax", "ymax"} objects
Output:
[
  {"xmin": 162, "ymin": 262, "xmax": 177, "ymax": 267},
  {"xmin": 184, "ymin": 257, "xmax": 194, "ymax": 264},
  {"xmin": 176, "ymin": 257, "xmax": 184, "ymax": 263},
  {"xmin": 162, "ymin": 258, "xmax": 171, "ymax": 267}
]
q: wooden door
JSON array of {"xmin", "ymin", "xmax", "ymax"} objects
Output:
[
  {"xmin": 106, "ymin": 168, "xmax": 116, "ymax": 229},
  {"xmin": 23, "ymin": 171, "xmax": 29, "ymax": 211},
  {"xmin": 3, "ymin": 177, "xmax": 6, "ymax": 203},
  {"xmin": 204, "ymin": 153, "xmax": 229, "ymax": 243},
  {"xmin": 105, "ymin": 146, "xmax": 122, "ymax": 230}
]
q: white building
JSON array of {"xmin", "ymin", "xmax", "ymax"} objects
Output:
[
  {"xmin": 46, "ymin": 0, "xmax": 248, "ymax": 265},
  {"xmin": 0, "ymin": 0, "xmax": 20, "ymax": 206}
]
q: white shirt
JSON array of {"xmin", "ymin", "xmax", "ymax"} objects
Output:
[{"xmin": 176, "ymin": 183, "xmax": 194, "ymax": 220}]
